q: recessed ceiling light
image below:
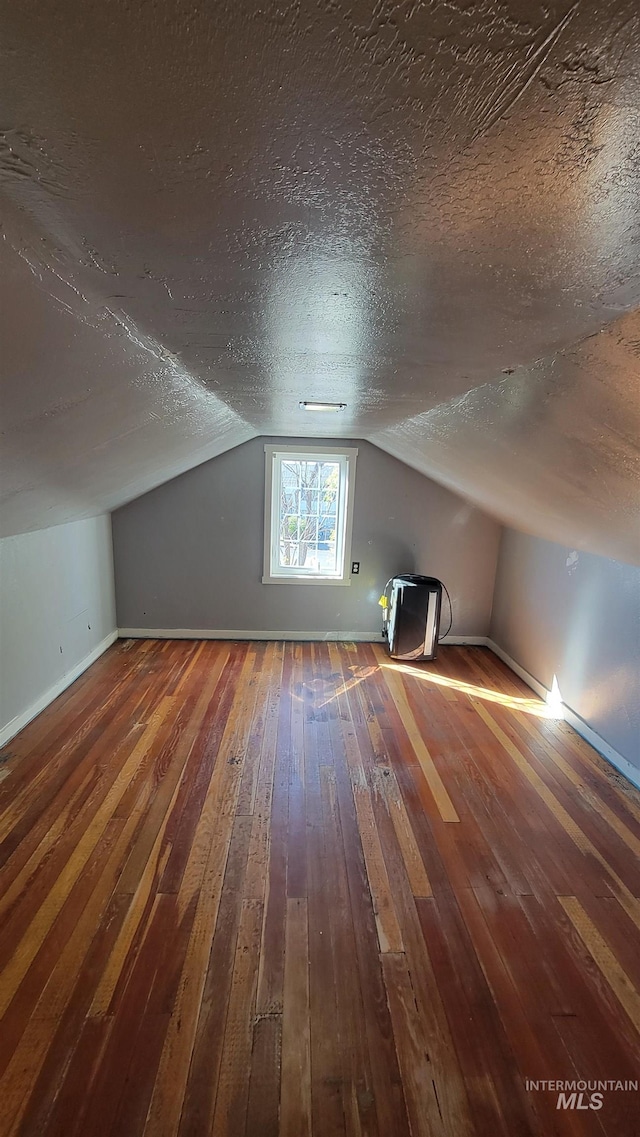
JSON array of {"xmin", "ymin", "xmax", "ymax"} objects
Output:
[{"xmin": 299, "ymin": 401, "xmax": 347, "ymax": 412}]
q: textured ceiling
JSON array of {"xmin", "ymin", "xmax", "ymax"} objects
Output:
[{"xmin": 1, "ymin": 0, "xmax": 639, "ymax": 561}]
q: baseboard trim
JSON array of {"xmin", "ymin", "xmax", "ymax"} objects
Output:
[
  {"xmin": 118, "ymin": 628, "xmax": 386, "ymax": 643},
  {"xmin": 0, "ymin": 630, "xmax": 118, "ymax": 749},
  {"xmin": 486, "ymin": 638, "xmax": 640, "ymax": 791},
  {"xmin": 440, "ymin": 635, "xmax": 490, "ymax": 646},
  {"xmin": 118, "ymin": 628, "xmax": 489, "ymax": 646}
]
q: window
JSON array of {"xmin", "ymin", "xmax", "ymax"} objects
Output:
[{"xmin": 263, "ymin": 445, "xmax": 358, "ymax": 584}]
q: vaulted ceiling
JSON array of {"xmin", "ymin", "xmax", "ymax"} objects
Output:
[{"xmin": 1, "ymin": 0, "xmax": 639, "ymax": 563}]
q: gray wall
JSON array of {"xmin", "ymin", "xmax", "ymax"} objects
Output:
[
  {"xmin": 491, "ymin": 528, "xmax": 640, "ymax": 771},
  {"xmin": 113, "ymin": 437, "xmax": 501, "ymax": 639},
  {"xmin": 0, "ymin": 516, "xmax": 117, "ymax": 745}
]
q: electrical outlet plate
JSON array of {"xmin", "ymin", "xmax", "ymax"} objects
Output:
[{"xmin": 351, "ymin": 561, "xmax": 360, "ymax": 574}]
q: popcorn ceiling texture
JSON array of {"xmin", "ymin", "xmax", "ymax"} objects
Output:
[{"xmin": 0, "ymin": 0, "xmax": 638, "ymax": 561}]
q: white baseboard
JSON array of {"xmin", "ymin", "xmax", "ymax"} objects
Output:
[
  {"xmin": 486, "ymin": 638, "xmax": 640, "ymax": 791},
  {"xmin": 440, "ymin": 635, "xmax": 490, "ymax": 646},
  {"xmin": 118, "ymin": 628, "xmax": 385, "ymax": 643},
  {"xmin": 0, "ymin": 630, "xmax": 118, "ymax": 749},
  {"xmin": 118, "ymin": 628, "xmax": 489, "ymax": 646}
]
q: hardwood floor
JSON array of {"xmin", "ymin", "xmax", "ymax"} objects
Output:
[{"xmin": 0, "ymin": 639, "xmax": 639, "ymax": 1137}]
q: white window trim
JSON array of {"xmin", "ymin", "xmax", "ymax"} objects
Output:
[{"xmin": 263, "ymin": 444, "xmax": 358, "ymax": 585}]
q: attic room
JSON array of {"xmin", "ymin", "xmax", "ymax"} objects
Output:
[{"xmin": 0, "ymin": 0, "xmax": 639, "ymax": 1134}]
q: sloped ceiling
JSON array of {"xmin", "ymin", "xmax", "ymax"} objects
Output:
[{"xmin": 1, "ymin": 0, "xmax": 639, "ymax": 562}]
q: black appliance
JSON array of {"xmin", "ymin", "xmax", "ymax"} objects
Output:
[{"xmin": 385, "ymin": 574, "xmax": 443, "ymax": 661}]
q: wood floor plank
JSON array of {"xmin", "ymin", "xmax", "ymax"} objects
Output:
[
  {"xmin": 177, "ymin": 812, "xmax": 253, "ymax": 1137},
  {"xmin": 211, "ymin": 898, "xmax": 263, "ymax": 1137},
  {"xmin": 374, "ymin": 814, "xmax": 475, "ymax": 1137},
  {"xmin": 286, "ymin": 646, "xmax": 307, "ymax": 900},
  {"xmin": 471, "ymin": 699, "xmax": 640, "ymax": 927},
  {"xmin": 469, "ymin": 693, "xmax": 640, "ymax": 895},
  {"xmin": 452, "ymin": 885, "xmax": 582, "ymax": 1137},
  {"xmin": 244, "ymin": 644, "xmax": 284, "ymax": 901},
  {"xmin": 0, "ymin": 640, "xmax": 153, "ymax": 812},
  {"xmin": 245, "ymin": 1014, "xmax": 282, "ymax": 1137},
  {"xmin": 0, "ymin": 640, "xmax": 638, "ymax": 1137},
  {"xmin": 372, "ymin": 765, "xmax": 433, "ymax": 898},
  {"xmin": 374, "ymin": 651, "xmax": 460, "ymax": 823},
  {"xmin": 319, "ymin": 763, "xmax": 383, "ymax": 1137},
  {"xmin": 381, "ymin": 951, "xmax": 452, "ymax": 1137},
  {"xmin": 328, "ymin": 644, "xmax": 404, "ymax": 954},
  {"xmin": 324, "ymin": 772, "xmax": 410, "ymax": 1131},
  {"xmin": 143, "ymin": 646, "xmax": 258, "ymax": 1137},
  {"xmin": 280, "ymin": 897, "xmax": 311, "ymax": 1137},
  {"xmin": 305, "ymin": 648, "xmax": 350, "ymax": 1137},
  {"xmin": 415, "ymin": 893, "xmax": 538, "ymax": 1137},
  {"xmin": 0, "ymin": 784, "xmax": 158, "ymax": 1132},
  {"xmin": 255, "ymin": 642, "xmax": 293, "ymax": 1015},
  {"xmin": 0, "ymin": 697, "xmax": 175, "ymax": 1023},
  {"xmin": 558, "ymin": 896, "xmax": 640, "ymax": 1036}
]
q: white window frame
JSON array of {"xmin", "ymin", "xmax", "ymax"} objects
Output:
[{"xmin": 263, "ymin": 445, "xmax": 358, "ymax": 585}]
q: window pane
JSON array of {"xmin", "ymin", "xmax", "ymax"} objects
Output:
[{"xmin": 266, "ymin": 450, "xmax": 355, "ymax": 580}]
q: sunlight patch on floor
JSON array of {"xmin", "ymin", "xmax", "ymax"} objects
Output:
[{"xmin": 381, "ymin": 660, "xmax": 565, "ymax": 720}]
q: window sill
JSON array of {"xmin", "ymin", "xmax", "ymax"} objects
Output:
[{"xmin": 262, "ymin": 575, "xmax": 352, "ymax": 586}]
